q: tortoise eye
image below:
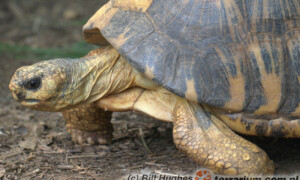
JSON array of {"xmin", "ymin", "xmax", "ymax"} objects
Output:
[{"xmin": 25, "ymin": 77, "xmax": 41, "ymax": 91}]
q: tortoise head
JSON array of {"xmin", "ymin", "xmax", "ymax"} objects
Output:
[
  {"xmin": 9, "ymin": 59, "xmax": 73, "ymax": 111},
  {"xmin": 9, "ymin": 47, "xmax": 139, "ymax": 112}
]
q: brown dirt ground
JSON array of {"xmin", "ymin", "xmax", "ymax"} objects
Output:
[{"xmin": 0, "ymin": 0, "xmax": 300, "ymax": 179}]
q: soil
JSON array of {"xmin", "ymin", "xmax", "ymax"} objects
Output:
[{"xmin": 0, "ymin": 0, "xmax": 300, "ymax": 179}]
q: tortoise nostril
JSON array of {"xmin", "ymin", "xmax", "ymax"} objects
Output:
[
  {"xmin": 15, "ymin": 92, "xmax": 25, "ymax": 101},
  {"xmin": 9, "ymin": 81, "xmax": 17, "ymax": 91},
  {"xmin": 9, "ymin": 84, "xmax": 13, "ymax": 91}
]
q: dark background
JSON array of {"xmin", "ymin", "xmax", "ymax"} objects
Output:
[{"xmin": 0, "ymin": 0, "xmax": 299, "ymax": 179}]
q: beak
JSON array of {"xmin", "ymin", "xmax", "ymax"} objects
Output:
[
  {"xmin": 9, "ymin": 80, "xmax": 24, "ymax": 101},
  {"xmin": 9, "ymin": 81, "xmax": 15, "ymax": 92}
]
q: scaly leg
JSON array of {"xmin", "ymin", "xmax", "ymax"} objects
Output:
[
  {"xmin": 173, "ymin": 100, "xmax": 274, "ymax": 175},
  {"xmin": 62, "ymin": 103, "xmax": 113, "ymax": 145},
  {"xmin": 95, "ymin": 86, "xmax": 274, "ymax": 174}
]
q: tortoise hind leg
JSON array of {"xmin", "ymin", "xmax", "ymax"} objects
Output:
[
  {"xmin": 62, "ymin": 103, "xmax": 113, "ymax": 145},
  {"xmin": 173, "ymin": 100, "xmax": 274, "ymax": 175}
]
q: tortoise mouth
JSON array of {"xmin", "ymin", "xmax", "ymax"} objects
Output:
[
  {"xmin": 24, "ymin": 99, "xmax": 40, "ymax": 103},
  {"xmin": 20, "ymin": 99, "xmax": 40, "ymax": 106}
]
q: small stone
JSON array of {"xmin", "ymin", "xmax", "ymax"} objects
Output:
[
  {"xmin": 87, "ymin": 137, "xmax": 93, "ymax": 145},
  {"xmin": 157, "ymin": 127, "xmax": 166, "ymax": 132},
  {"xmin": 0, "ymin": 130, "xmax": 6, "ymax": 136},
  {"xmin": 0, "ymin": 169, "xmax": 5, "ymax": 178},
  {"xmin": 19, "ymin": 139, "xmax": 36, "ymax": 150},
  {"xmin": 39, "ymin": 137, "xmax": 53, "ymax": 146}
]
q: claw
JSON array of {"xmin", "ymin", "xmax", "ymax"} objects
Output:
[{"xmin": 67, "ymin": 128, "xmax": 112, "ymax": 145}]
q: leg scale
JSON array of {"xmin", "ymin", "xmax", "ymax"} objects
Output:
[
  {"xmin": 62, "ymin": 103, "xmax": 113, "ymax": 145},
  {"xmin": 173, "ymin": 100, "xmax": 274, "ymax": 175}
]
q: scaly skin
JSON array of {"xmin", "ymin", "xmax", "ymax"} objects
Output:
[
  {"xmin": 62, "ymin": 103, "xmax": 113, "ymax": 145},
  {"xmin": 173, "ymin": 100, "xmax": 274, "ymax": 175},
  {"xmin": 9, "ymin": 47, "xmax": 275, "ymax": 175}
]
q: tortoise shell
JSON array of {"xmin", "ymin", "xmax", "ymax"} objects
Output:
[{"xmin": 83, "ymin": 0, "xmax": 300, "ymax": 116}]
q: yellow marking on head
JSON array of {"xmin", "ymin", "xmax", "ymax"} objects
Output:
[
  {"xmin": 113, "ymin": 0, "xmax": 153, "ymax": 12},
  {"xmin": 184, "ymin": 78, "xmax": 198, "ymax": 103}
]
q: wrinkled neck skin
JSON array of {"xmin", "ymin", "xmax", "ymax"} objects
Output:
[{"xmin": 61, "ymin": 48, "xmax": 158, "ymax": 110}]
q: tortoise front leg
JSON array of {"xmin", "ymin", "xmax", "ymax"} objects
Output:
[
  {"xmin": 62, "ymin": 103, "xmax": 113, "ymax": 145},
  {"xmin": 173, "ymin": 100, "xmax": 274, "ymax": 175}
]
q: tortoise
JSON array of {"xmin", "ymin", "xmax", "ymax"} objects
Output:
[{"xmin": 8, "ymin": 0, "xmax": 300, "ymax": 175}]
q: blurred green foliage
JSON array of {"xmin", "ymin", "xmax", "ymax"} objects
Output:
[{"xmin": 0, "ymin": 41, "xmax": 96, "ymax": 60}]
